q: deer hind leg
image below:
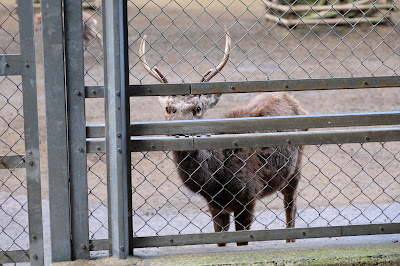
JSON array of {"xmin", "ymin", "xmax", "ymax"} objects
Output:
[
  {"xmin": 281, "ymin": 171, "xmax": 300, "ymax": 243},
  {"xmin": 234, "ymin": 201, "xmax": 255, "ymax": 246},
  {"xmin": 209, "ymin": 206, "xmax": 230, "ymax": 247}
]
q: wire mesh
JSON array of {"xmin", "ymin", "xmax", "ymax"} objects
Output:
[
  {"xmin": 81, "ymin": 0, "xmax": 400, "ymax": 248},
  {"xmin": 82, "ymin": 0, "xmax": 108, "ymax": 246},
  {"xmin": 128, "ymin": 0, "xmax": 399, "ymax": 84},
  {"xmin": 0, "ymin": 1, "xmax": 19, "ymax": 54},
  {"xmin": 83, "ymin": 0, "xmax": 104, "ymax": 86},
  {"xmin": 87, "ymin": 153, "xmax": 108, "ymax": 240},
  {"xmin": 0, "ymin": 75, "xmax": 30, "ymax": 264},
  {"xmin": 131, "ymin": 142, "xmax": 400, "ymax": 237}
]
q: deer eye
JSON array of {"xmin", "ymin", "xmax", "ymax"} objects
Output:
[
  {"xmin": 196, "ymin": 106, "xmax": 202, "ymax": 114},
  {"xmin": 165, "ymin": 106, "xmax": 170, "ymax": 114}
]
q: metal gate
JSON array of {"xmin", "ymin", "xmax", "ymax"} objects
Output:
[
  {"xmin": 0, "ymin": 0, "xmax": 44, "ymax": 265},
  {"xmin": 41, "ymin": 0, "xmax": 400, "ymax": 262}
]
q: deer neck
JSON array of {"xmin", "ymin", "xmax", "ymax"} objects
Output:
[{"xmin": 172, "ymin": 150, "xmax": 222, "ymax": 196}]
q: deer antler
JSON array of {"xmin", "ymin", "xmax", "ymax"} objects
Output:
[
  {"xmin": 200, "ymin": 27, "xmax": 231, "ymax": 82},
  {"xmin": 139, "ymin": 35, "xmax": 168, "ymax": 83}
]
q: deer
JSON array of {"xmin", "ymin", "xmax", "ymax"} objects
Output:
[{"xmin": 139, "ymin": 30, "xmax": 308, "ymax": 246}]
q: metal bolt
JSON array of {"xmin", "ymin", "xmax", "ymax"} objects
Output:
[
  {"xmin": 75, "ymin": 90, "xmax": 81, "ymax": 96},
  {"xmin": 230, "ymin": 85, "xmax": 235, "ymax": 90},
  {"xmin": 249, "ymin": 234, "xmax": 254, "ymax": 239},
  {"xmin": 81, "ymin": 244, "xmax": 87, "ymax": 250},
  {"xmin": 28, "ymin": 150, "xmax": 32, "ymax": 155},
  {"xmin": 33, "ymin": 254, "xmax": 38, "ymax": 260},
  {"xmin": 147, "ymin": 88, "xmax": 151, "ymax": 93},
  {"xmin": 96, "ymin": 146, "xmax": 101, "ymax": 151},
  {"xmin": 25, "ymin": 63, "xmax": 30, "ymax": 68},
  {"xmin": 175, "ymin": 135, "xmax": 179, "ymax": 138},
  {"xmin": 117, "ymin": 132, "xmax": 122, "ymax": 138},
  {"xmin": 116, "ymin": 91, "xmax": 120, "ymax": 96},
  {"xmin": 78, "ymin": 147, "xmax": 84, "ymax": 152},
  {"xmin": 363, "ymin": 81, "xmax": 368, "ymax": 86},
  {"xmin": 284, "ymin": 84, "xmax": 289, "ymax": 89},
  {"xmin": 170, "ymin": 239, "xmax": 174, "ymax": 243},
  {"xmin": 117, "ymin": 148, "xmax": 122, "ymax": 153},
  {"xmin": 380, "ymin": 227, "xmax": 384, "ymax": 232},
  {"xmin": 28, "ymin": 161, "xmax": 34, "ymax": 166},
  {"xmin": 91, "ymin": 90, "xmax": 96, "ymax": 95},
  {"xmin": 5, "ymin": 63, "xmax": 9, "ymax": 67},
  {"xmin": 151, "ymin": 144, "xmax": 155, "ymax": 149},
  {"xmin": 32, "ymin": 235, "xmax": 37, "ymax": 239},
  {"xmin": 120, "ymin": 246, "xmax": 124, "ymax": 251},
  {"xmin": 287, "ymin": 140, "xmax": 291, "ymax": 144},
  {"xmin": 302, "ymin": 231, "xmax": 306, "ymax": 235},
  {"xmin": 365, "ymin": 136, "xmax": 370, "ymax": 141},
  {"xmin": 233, "ymin": 142, "xmax": 238, "ymax": 146}
]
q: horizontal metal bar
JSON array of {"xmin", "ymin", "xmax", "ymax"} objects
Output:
[
  {"xmin": 87, "ymin": 128, "xmax": 400, "ymax": 153},
  {"xmin": 128, "ymin": 128, "xmax": 400, "ymax": 152},
  {"xmin": 87, "ymin": 111, "xmax": 400, "ymax": 138},
  {"xmin": 85, "ymin": 83, "xmax": 190, "ymax": 98},
  {"xmin": 131, "ymin": 83, "xmax": 191, "ymax": 96},
  {"xmin": 88, "ymin": 223, "xmax": 400, "ymax": 250},
  {"xmin": 0, "ymin": 155, "xmax": 25, "ymax": 169},
  {"xmin": 87, "ymin": 124, "xmax": 105, "ymax": 138},
  {"xmin": 86, "ymin": 138, "xmax": 106, "ymax": 153},
  {"xmin": 89, "ymin": 239, "xmax": 108, "ymax": 251},
  {"xmin": 0, "ymin": 250, "xmax": 30, "ymax": 263},
  {"xmin": 85, "ymin": 85, "xmax": 105, "ymax": 98},
  {"xmin": 188, "ymin": 76, "xmax": 400, "ymax": 95},
  {"xmin": 85, "ymin": 76, "xmax": 400, "ymax": 98},
  {"xmin": 132, "ymin": 223, "xmax": 400, "ymax": 248},
  {"xmin": 0, "ymin": 55, "xmax": 29, "ymax": 76}
]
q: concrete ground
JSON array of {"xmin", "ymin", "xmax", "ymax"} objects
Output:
[{"xmin": 52, "ymin": 234, "xmax": 400, "ymax": 265}]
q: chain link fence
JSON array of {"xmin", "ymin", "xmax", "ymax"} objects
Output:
[
  {"xmin": 82, "ymin": 0, "xmax": 400, "ymax": 251},
  {"xmin": 0, "ymin": 1, "xmax": 29, "ymax": 264},
  {"xmin": 0, "ymin": 1, "xmax": 19, "ymax": 54},
  {"xmin": 0, "ymin": 75, "xmax": 29, "ymax": 263},
  {"xmin": 81, "ymin": 0, "xmax": 108, "ymax": 244},
  {"xmin": 128, "ymin": 0, "xmax": 399, "ymax": 84},
  {"xmin": 130, "ymin": 142, "xmax": 399, "ymax": 237}
]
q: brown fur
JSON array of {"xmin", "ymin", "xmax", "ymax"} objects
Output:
[{"xmin": 161, "ymin": 92, "xmax": 308, "ymax": 246}]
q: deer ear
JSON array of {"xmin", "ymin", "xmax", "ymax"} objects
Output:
[
  {"xmin": 159, "ymin": 96, "xmax": 169, "ymax": 108},
  {"xmin": 200, "ymin": 94, "xmax": 221, "ymax": 109}
]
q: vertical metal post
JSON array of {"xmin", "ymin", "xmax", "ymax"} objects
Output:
[
  {"xmin": 103, "ymin": 0, "xmax": 133, "ymax": 258},
  {"xmin": 41, "ymin": 0, "xmax": 72, "ymax": 262},
  {"xmin": 18, "ymin": 0, "xmax": 44, "ymax": 265},
  {"xmin": 64, "ymin": 0, "xmax": 90, "ymax": 260}
]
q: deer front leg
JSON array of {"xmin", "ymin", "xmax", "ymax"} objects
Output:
[
  {"xmin": 234, "ymin": 201, "xmax": 255, "ymax": 246},
  {"xmin": 209, "ymin": 205, "xmax": 230, "ymax": 247}
]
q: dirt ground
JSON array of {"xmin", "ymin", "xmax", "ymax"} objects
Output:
[{"xmin": 1, "ymin": 0, "xmax": 400, "ymax": 244}]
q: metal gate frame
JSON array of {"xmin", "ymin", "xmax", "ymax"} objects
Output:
[
  {"xmin": 42, "ymin": 1, "xmax": 133, "ymax": 260},
  {"xmin": 86, "ymin": 1, "xmax": 400, "ymax": 259},
  {"xmin": 0, "ymin": 0, "xmax": 44, "ymax": 265},
  {"xmin": 42, "ymin": 0, "xmax": 400, "ymax": 262},
  {"xmin": 41, "ymin": 0, "xmax": 91, "ymax": 262}
]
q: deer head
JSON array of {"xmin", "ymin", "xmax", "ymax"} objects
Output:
[{"xmin": 139, "ymin": 29, "xmax": 231, "ymax": 121}]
